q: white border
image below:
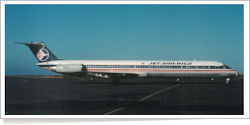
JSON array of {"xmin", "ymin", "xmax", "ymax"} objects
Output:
[
  {"xmin": 0, "ymin": 1, "xmax": 249, "ymax": 4},
  {"xmin": 243, "ymin": 0, "xmax": 249, "ymax": 119},
  {"xmin": 1, "ymin": 0, "xmax": 5, "ymax": 119},
  {"xmin": 1, "ymin": 1, "xmax": 249, "ymax": 119}
]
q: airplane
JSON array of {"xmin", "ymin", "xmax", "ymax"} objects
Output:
[{"xmin": 14, "ymin": 42, "xmax": 239, "ymax": 83}]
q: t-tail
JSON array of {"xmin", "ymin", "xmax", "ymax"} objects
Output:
[{"xmin": 13, "ymin": 42, "xmax": 60, "ymax": 62}]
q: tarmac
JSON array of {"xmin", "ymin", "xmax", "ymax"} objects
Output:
[{"xmin": 5, "ymin": 76, "xmax": 243, "ymax": 115}]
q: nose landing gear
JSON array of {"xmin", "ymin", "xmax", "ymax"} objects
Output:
[{"xmin": 225, "ymin": 78, "xmax": 230, "ymax": 84}]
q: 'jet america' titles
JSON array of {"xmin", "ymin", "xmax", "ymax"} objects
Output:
[{"xmin": 149, "ymin": 62, "xmax": 192, "ymax": 65}]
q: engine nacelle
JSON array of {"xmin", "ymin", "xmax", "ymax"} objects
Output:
[{"xmin": 53, "ymin": 64, "xmax": 84, "ymax": 73}]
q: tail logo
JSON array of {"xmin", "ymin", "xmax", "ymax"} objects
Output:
[{"xmin": 37, "ymin": 48, "xmax": 49, "ymax": 61}]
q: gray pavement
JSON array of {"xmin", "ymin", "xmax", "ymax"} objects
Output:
[{"xmin": 5, "ymin": 76, "xmax": 243, "ymax": 115}]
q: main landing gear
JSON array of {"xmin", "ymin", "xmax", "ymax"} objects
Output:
[
  {"xmin": 176, "ymin": 78, "xmax": 180, "ymax": 82},
  {"xmin": 176, "ymin": 78, "xmax": 184, "ymax": 84}
]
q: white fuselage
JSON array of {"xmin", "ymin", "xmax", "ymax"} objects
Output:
[{"xmin": 37, "ymin": 60, "xmax": 238, "ymax": 78}]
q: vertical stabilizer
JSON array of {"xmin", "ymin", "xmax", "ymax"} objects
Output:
[{"xmin": 14, "ymin": 42, "xmax": 60, "ymax": 62}]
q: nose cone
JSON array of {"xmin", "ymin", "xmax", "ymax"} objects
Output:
[{"xmin": 233, "ymin": 70, "xmax": 239, "ymax": 77}]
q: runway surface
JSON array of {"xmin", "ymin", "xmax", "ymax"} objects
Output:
[{"xmin": 5, "ymin": 76, "xmax": 243, "ymax": 115}]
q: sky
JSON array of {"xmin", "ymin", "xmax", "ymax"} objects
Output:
[{"xmin": 5, "ymin": 4, "xmax": 244, "ymax": 75}]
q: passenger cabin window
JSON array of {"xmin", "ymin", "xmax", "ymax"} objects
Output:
[
  {"xmin": 197, "ymin": 66, "xmax": 208, "ymax": 69},
  {"xmin": 190, "ymin": 66, "xmax": 196, "ymax": 69},
  {"xmin": 85, "ymin": 65, "xmax": 230, "ymax": 69}
]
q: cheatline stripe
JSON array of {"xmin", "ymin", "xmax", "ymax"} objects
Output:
[{"xmin": 87, "ymin": 69, "xmax": 236, "ymax": 72}]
